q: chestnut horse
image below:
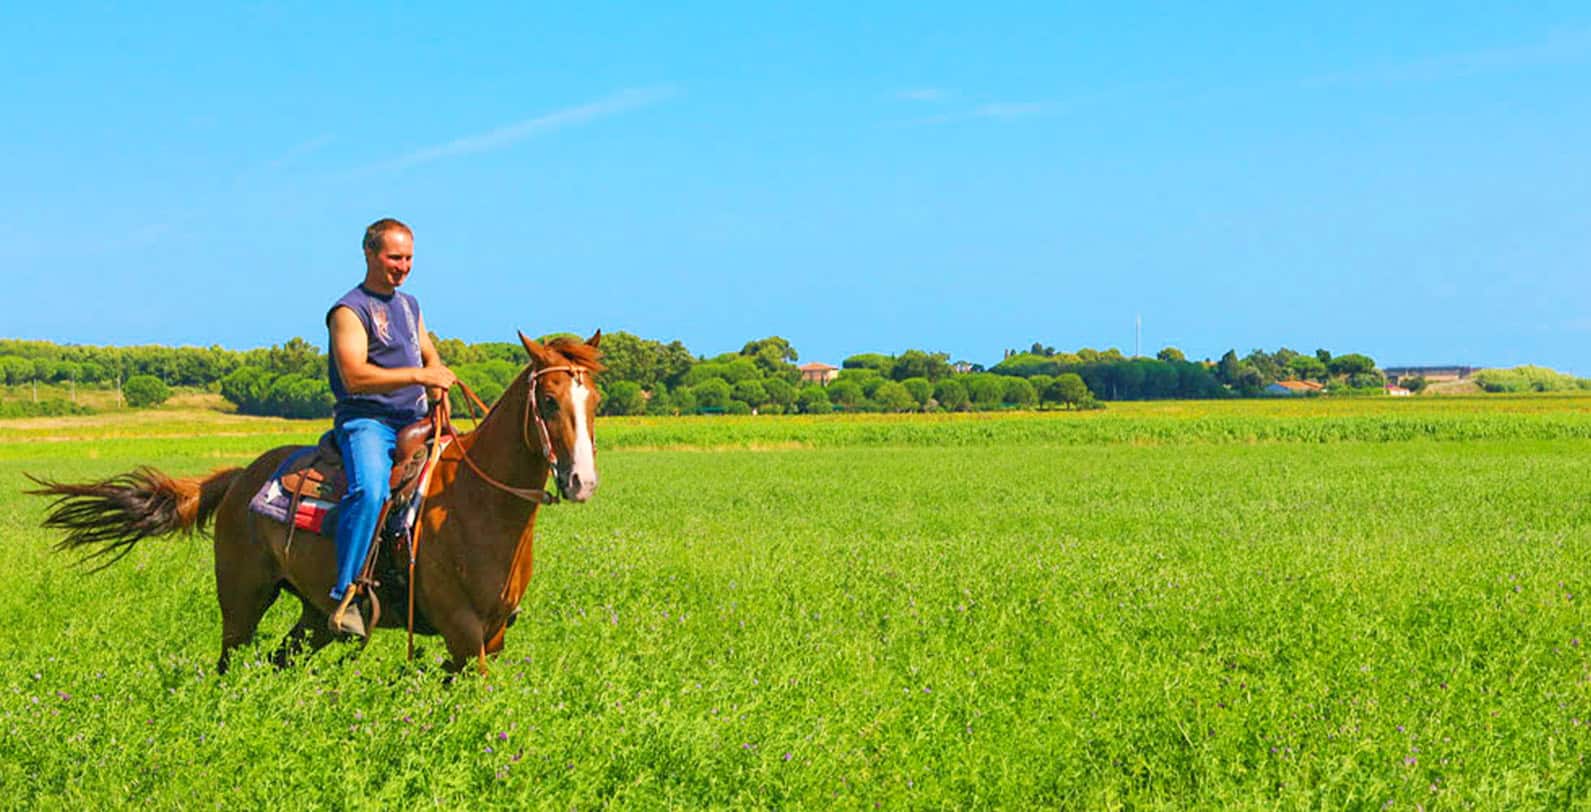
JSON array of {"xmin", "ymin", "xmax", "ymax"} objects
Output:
[{"xmin": 29, "ymin": 332, "xmax": 602, "ymax": 675}]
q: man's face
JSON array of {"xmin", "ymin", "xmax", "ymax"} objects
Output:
[{"xmin": 364, "ymin": 229, "xmax": 414, "ymax": 292}]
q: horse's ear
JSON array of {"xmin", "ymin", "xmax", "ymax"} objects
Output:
[
  {"xmin": 586, "ymin": 329, "xmax": 602, "ymax": 349},
  {"xmin": 518, "ymin": 331, "xmax": 551, "ymax": 366}
]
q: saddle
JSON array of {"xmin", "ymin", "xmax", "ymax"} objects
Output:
[{"xmin": 278, "ymin": 418, "xmax": 436, "ymax": 506}]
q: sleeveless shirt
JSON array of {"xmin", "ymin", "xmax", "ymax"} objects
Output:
[{"xmin": 326, "ymin": 284, "xmax": 428, "ymax": 427}]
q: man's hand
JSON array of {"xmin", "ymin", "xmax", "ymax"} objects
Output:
[{"xmin": 416, "ymin": 364, "xmax": 457, "ymax": 404}]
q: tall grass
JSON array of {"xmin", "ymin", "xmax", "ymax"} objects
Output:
[{"xmin": 2, "ymin": 404, "xmax": 1590, "ymax": 806}]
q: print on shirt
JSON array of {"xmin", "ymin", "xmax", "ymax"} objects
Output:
[
  {"xmin": 370, "ymin": 306, "xmax": 391, "ymax": 342},
  {"xmin": 399, "ymin": 298, "xmax": 418, "ymax": 351}
]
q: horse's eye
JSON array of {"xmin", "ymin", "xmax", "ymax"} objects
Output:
[{"xmin": 542, "ymin": 396, "xmax": 559, "ymax": 413}]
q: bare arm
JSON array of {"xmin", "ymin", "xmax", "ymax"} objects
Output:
[{"xmin": 329, "ymin": 306, "xmax": 456, "ymax": 395}]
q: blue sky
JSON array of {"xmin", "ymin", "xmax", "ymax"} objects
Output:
[{"xmin": 4, "ymin": 3, "xmax": 1589, "ymax": 371}]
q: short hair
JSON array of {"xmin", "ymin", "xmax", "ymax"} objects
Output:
[{"xmin": 362, "ymin": 218, "xmax": 413, "ymax": 254}]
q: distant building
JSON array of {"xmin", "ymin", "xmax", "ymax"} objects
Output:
[
  {"xmin": 1385, "ymin": 385, "xmax": 1412, "ymax": 397},
  {"xmin": 798, "ymin": 362, "xmax": 839, "ymax": 386},
  {"xmin": 1265, "ymin": 380, "xmax": 1325, "ymax": 396},
  {"xmin": 1382, "ymin": 366, "xmax": 1475, "ymax": 385}
]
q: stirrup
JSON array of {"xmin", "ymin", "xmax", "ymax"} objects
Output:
[{"xmin": 330, "ymin": 593, "xmax": 368, "ymax": 639}]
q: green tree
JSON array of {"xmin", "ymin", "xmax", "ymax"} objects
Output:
[
  {"xmin": 1002, "ymin": 377, "xmax": 1037, "ymax": 408},
  {"xmin": 732, "ymin": 379, "xmax": 769, "ymax": 409},
  {"xmin": 740, "ymin": 336, "xmax": 799, "ymax": 377},
  {"xmin": 1, "ymin": 356, "xmax": 33, "ymax": 385},
  {"xmin": 671, "ymin": 387, "xmax": 698, "ymax": 414},
  {"xmin": 1287, "ymin": 355, "xmax": 1328, "ymax": 381},
  {"xmin": 122, "ymin": 375, "xmax": 169, "ymax": 408},
  {"xmin": 1052, "ymin": 373, "xmax": 1090, "ymax": 408},
  {"xmin": 1329, "ymin": 353, "xmax": 1377, "ymax": 377},
  {"xmin": 692, "ymin": 379, "xmax": 733, "ymax": 410},
  {"xmin": 1140, "ymin": 361, "xmax": 1179, "ymax": 399},
  {"xmin": 842, "ymin": 353, "xmax": 894, "ymax": 373},
  {"xmin": 263, "ymin": 374, "xmax": 334, "ymax": 419},
  {"xmin": 266, "ymin": 337, "xmax": 324, "ymax": 378},
  {"xmin": 1244, "ymin": 349, "xmax": 1283, "ymax": 384},
  {"xmin": 964, "ymin": 374, "xmax": 1005, "ymax": 409},
  {"xmin": 933, "ymin": 378, "xmax": 969, "ymax": 411},
  {"xmin": 827, "ymin": 379, "xmax": 865, "ymax": 411},
  {"xmin": 892, "ymin": 349, "xmax": 951, "ymax": 381},
  {"xmin": 874, "ymin": 381, "xmax": 917, "ymax": 412},
  {"xmin": 763, "ymin": 378, "xmax": 796, "ymax": 411},
  {"xmin": 601, "ymin": 380, "xmax": 646, "ymax": 416},
  {"xmin": 990, "ymin": 353, "xmax": 1060, "ymax": 378},
  {"xmin": 1216, "ymin": 350, "xmax": 1241, "ymax": 387},
  {"xmin": 1235, "ymin": 365, "xmax": 1265, "ymax": 395},
  {"xmin": 220, "ymin": 366, "xmax": 274, "ymax": 413},
  {"xmin": 900, "ymin": 377, "xmax": 933, "ymax": 407},
  {"xmin": 1157, "ymin": 347, "xmax": 1186, "ymax": 362},
  {"xmin": 682, "ymin": 358, "xmax": 760, "ymax": 386},
  {"xmin": 796, "ymin": 385, "xmax": 832, "ymax": 414}
]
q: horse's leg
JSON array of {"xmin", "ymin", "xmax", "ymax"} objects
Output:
[
  {"xmin": 216, "ymin": 573, "xmax": 280, "ymax": 675},
  {"xmin": 267, "ymin": 599, "xmax": 335, "ymax": 669},
  {"xmin": 209, "ymin": 445, "xmax": 303, "ymax": 676},
  {"xmin": 433, "ymin": 607, "xmax": 489, "ymax": 676},
  {"xmin": 215, "ymin": 527, "xmax": 285, "ymax": 675}
]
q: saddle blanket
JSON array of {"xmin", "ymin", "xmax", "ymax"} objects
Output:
[{"xmin": 248, "ymin": 447, "xmax": 339, "ymax": 534}]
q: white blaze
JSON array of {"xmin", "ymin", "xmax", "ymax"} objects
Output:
[{"xmin": 569, "ymin": 377, "xmax": 597, "ymax": 494}]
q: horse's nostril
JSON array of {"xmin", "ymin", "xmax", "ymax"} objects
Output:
[{"xmin": 570, "ymin": 472, "xmax": 582, "ymax": 490}]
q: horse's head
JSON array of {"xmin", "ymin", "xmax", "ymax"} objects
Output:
[{"xmin": 518, "ymin": 330, "xmax": 604, "ymax": 503}]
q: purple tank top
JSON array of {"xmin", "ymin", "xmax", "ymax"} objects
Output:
[{"xmin": 326, "ymin": 284, "xmax": 428, "ymax": 426}]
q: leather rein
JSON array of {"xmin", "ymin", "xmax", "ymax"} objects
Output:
[{"xmin": 445, "ymin": 364, "xmax": 589, "ymax": 505}]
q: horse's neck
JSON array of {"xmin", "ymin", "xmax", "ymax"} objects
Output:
[{"xmin": 457, "ymin": 370, "xmax": 549, "ymax": 495}]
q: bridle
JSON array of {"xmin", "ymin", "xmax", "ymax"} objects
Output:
[{"xmin": 448, "ymin": 364, "xmax": 589, "ymax": 505}]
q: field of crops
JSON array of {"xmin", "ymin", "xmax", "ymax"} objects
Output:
[{"xmin": 3, "ymin": 397, "xmax": 1591, "ymax": 807}]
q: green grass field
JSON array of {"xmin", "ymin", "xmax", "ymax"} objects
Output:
[{"xmin": 3, "ymin": 398, "xmax": 1590, "ymax": 808}]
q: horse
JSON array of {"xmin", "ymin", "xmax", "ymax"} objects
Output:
[{"xmin": 27, "ymin": 331, "xmax": 603, "ymax": 676}]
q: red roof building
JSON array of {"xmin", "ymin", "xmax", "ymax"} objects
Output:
[{"xmin": 798, "ymin": 362, "xmax": 840, "ymax": 386}]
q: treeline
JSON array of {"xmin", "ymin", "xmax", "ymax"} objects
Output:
[
  {"xmin": 0, "ymin": 334, "xmax": 1484, "ymax": 419},
  {"xmin": 990, "ymin": 344, "xmax": 1387, "ymax": 399}
]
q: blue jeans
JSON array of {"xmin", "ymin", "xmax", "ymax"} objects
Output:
[{"xmin": 330, "ymin": 418, "xmax": 397, "ymax": 601}]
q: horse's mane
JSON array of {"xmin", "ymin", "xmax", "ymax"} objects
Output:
[{"xmin": 544, "ymin": 337, "xmax": 605, "ymax": 373}]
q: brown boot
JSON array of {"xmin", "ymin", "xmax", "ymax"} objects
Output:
[{"xmin": 329, "ymin": 601, "xmax": 367, "ymax": 639}]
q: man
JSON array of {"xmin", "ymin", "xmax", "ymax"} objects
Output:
[{"xmin": 325, "ymin": 218, "xmax": 456, "ymax": 637}]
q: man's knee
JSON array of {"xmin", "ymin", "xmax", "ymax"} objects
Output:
[{"xmin": 344, "ymin": 480, "xmax": 390, "ymax": 513}]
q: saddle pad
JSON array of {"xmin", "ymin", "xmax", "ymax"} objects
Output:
[{"xmin": 248, "ymin": 448, "xmax": 339, "ymax": 534}]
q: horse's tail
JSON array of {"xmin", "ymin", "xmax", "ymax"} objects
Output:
[{"xmin": 26, "ymin": 466, "xmax": 244, "ymax": 571}]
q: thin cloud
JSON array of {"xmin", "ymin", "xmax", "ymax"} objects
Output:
[
  {"xmin": 972, "ymin": 102, "xmax": 1043, "ymax": 118},
  {"xmin": 1304, "ymin": 27, "xmax": 1591, "ymax": 87},
  {"xmin": 898, "ymin": 88, "xmax": 949, "ymax": 102},
  {"xmin": 897, "ymin": 100, "xmax": 1046, "ymax": 127},
  {"xmin": 263, "ymin": 134, "xmax": 335, "ymax": 170},
  {"xmin": 355, "ymin": 86, "xmax": 676, "ymax": 175}
]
